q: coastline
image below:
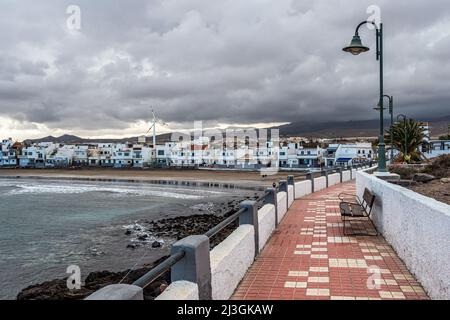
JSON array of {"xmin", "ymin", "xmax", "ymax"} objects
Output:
[{"xmin": 0, "ymin": 168, "xmax": 306, "ymax": 190}]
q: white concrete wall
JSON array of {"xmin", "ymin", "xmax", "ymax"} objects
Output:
[
  {"xmin": 155, "ymin": 281, "xmax": 199, "ymax": 300},
  {"xmin": 356, "ymin": 171, "xmax": 450, "ymax": 300},
  {"xmin": 295, "ymin": 180, "xmax": 312, "ymax": 199},
  {"xmin": 210, "ymin": 225, "xmax": 255, "ymax": 300},
  {"xmin": 342, "ymin": 170, "xmax": 351, "ymax": 182},
  {"xmin": 288, "ymin": 185, "xmax": 294, "ymax": 207},
  {"xmin": 258, "ymin": 204, "xmax": 276, "ymax": 251},
  {"xmin": 314, "ymin": 176, "xmax": 327, "ymax": 191},
  {"xmin": 277, "ymin": 192, "xmax": 287, "ymax": 223},
  {"xmin": 328, "ymin": 173, "xmax": 340, "ymax": 186}
]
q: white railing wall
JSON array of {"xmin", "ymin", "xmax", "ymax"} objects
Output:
[
  {"xmin": 209, "ymin": 225, "xmax": 255, "ymax": 300},
  {"xmin": 314, "ymin": 176, "xmax": 327, "ymax": 191},
  {"xmin": 277, "ymin": 192, "xmax": 287, "ymax": 223},
  {"xmin": 295, "ymin": 180, "xmax": 312, "ymax": 198},
  {"xmin": 258, "ymin": 204, "xmax": 276, "ymax": 251},
  {"xmin": 356, "ymin": 170, "xmax": 450, "ymax": 300}
]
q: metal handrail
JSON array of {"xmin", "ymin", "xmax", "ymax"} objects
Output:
[
  {"xmin": 204, "ymin": 207, "xmax": 245, "ymax": 238},
  {"xmin": 204, "ymin": 189, "xmax": 270, "ymax": 238},
  {"xmin": 132, "ymin": 188, "xmax": 272, "ymax": 289},
  {"xmin": 256, "ymin": 190, "xmax": 270, "ymax": 204},
  {"xmin": 133, "ymin": 250, "xmax": 185, "ymax": 289}
]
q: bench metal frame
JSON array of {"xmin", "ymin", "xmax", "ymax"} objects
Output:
[{"xmin": 338, "ymin": 189, "xmax": 378, "ymax": 236}]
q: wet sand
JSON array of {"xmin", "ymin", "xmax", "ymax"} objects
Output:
[{"xmin": 0, "ymin": 168, "xmax": 306, "ymax": 188}]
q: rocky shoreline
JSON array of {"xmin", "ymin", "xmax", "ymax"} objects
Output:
[{"xmin": 17, "ymin": 193, "xmax": 264, "ymax": 300}]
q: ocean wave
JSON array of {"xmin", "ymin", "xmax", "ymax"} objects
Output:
[{"xmin": 4, "ymin": 182, "xmax": 225, "ymax": 200}]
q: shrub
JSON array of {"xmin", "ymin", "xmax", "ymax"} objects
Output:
[{"xmin": 422, "ymin": 155, "xmax": 450, "ymax": 178}]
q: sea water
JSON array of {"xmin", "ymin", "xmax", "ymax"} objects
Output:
[{"xmin": 0, "ymin": 178, "xmax": 253, "ymax": 299}]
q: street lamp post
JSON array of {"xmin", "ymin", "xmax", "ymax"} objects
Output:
[
  {"xmin": 397, "ymin": 114, "xmax": 407, "ymax": 161},
  {"xmin": 379, "ymin": 95, "xmax": 394, "ymax": 161},
  {"xmin": 343, "ymin": 21, "xmax": 387, "ymax": 172}
]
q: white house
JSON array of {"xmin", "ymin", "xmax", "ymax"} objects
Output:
[
  {"xmin": 73, "ymin": 145, "xmax": 89, "ymax": 166},
  {"xmin": 297, "ymin": 146, "xmax": 323, "ymax": 167},
  {"xmin": 20, "ymin": 142, "xmax": 57, "ymax": 168},
  {"xmin": 131, "ymin": 144, "xmax": 152, "ymax": 168},
  {"xmin": 111, "ymin": 143, "xmax": 134, "ymax": 168},
  {"xmin": 45, "ymin": 145, "xmax": 75, "ymax": 167},
  {"xmin": 156, "ymin": 143, "xmax": 174, "ymax": 166},
  {"xmin": 334, "ymin": 143, "xmax": 374, "ymax": 167},
  {"xmin": 0, "ymin": 138, "xmax": 18, "ymax": 167}
]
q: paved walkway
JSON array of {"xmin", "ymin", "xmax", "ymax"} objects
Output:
[{"xmin": 232, "ymin": 182, "xmax": 428, "ymax": 300}]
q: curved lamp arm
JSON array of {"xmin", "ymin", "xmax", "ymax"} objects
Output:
[
  {"xmin": 355, "ymin": 21, "xmax": 378, "ymax": 36},
  {"xmin": 377, "ymin": 95, "xmax": 393, "ymax": 113},
  {"xmin": 354, "ymin": 21, "xmax": 381, "ymax": 61}
]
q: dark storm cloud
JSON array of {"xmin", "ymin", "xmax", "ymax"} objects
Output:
[{"xmin": 0, "ymin": 0, "xmax": 449, "ymax": 134}]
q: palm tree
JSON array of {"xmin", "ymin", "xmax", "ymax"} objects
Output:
[{"xmin": 385, "ymin": 118, "xmax": 427, "ymax": 163}]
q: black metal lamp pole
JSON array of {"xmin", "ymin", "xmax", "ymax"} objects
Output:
[
  {"xmin": 397, "ymin": 114, "xmax": 407, "ymax": 160},
  {"xmin": 343, "ymin": 21, "xmax": 386, "ymax": 172},
  {"xmin": 381, "ymin": 95, "xmax": 394, "ymax": 161}
]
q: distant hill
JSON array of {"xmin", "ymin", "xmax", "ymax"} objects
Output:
[
  {"xmin": 272, "ymin": 115, "xmax": 450, "ymax": 138},
  {"xmin": 23, "ymin": 115, "xmax": 450, "ymax": 144},
  {"xmin": 24, "ymin": 133, "xmax": 174, "ymax": 145}
]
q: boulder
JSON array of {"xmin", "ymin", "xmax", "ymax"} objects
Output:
[
  {"xmin": 440, "ymin": 178, "xmax": 450, "ymax": 183},
  {"xmin": 412, "ymin": 173, "xmax": 435, "ymax": 183},
  {"xmin": 137, "ymin": 234, "xmax": 149, "ymax": 241},
  {"xmin": 390, "ymin": 180, "xmax": 417, "ymax": 187},
  {"xmin": 151, "ymin": 241, "xmax": 162, "ymax": 248}
]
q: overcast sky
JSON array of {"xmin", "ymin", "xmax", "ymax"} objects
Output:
[{"xmin": 1, "ymin": 0, "xmax": 449, "ymax": 140}]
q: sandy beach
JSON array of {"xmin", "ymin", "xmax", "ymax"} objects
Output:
[{"xmin": 0, "ymin": 168, "xmax": 306, "ymax": 188}]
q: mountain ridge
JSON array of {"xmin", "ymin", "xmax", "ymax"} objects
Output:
[{"xmin": 23, "ymin": 115, "xmax": 449, "ymax": 143}]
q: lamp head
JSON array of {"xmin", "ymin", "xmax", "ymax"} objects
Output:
[
  {"xmin": 343, "ymin": 35, "xmax": 370, "ymax": 55},
  {"xmin": 373, "ymin": 104, "xmax": 386, "ymax": 111}
]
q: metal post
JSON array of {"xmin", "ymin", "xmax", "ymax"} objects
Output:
[
  {"xmin": 390, "ymin": 96, "xmax": 394, "ymax": 162},
  {"xmin": 404, "ymin": 117, "xmax": 407, "ymax": 160},
  {"xmin": 279, "ymin": 180, "xmax": 288, "ymax": 209},
  {"xmin": 287, "ymin": 175, "xmax": 295, "ymax": 198},
  {"xmin": 265, "ymin": 188, "xmax": 278, "ymax": 227},
  {"xmin": 307, "ymin": 172, "xmax": 315, "ymax": 193},
  {"xmin": 321, "ymin": 170, "xmax": 329, "ymax": 187},
  {"xmin": 337, "ymin": 167, "xmax": 343, "ymax": 183},
  {"xmin": 377, "ymin": 23, "xmax": 387, "ymax": 172},
  {"xmin": 239, "ymin": 201, "xmax": 259, "ymax": 256},
  {"xmin": 171, "ymin": 235, "xmax": 212, "ymax": 300}
]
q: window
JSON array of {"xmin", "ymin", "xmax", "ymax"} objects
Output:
[{"xmin": 158, "ymin": 150, "xmax": 165, "ymax": 156}]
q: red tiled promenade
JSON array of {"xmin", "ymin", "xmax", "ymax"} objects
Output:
[{"xmin": 232, "ymin": 182, "xmax": 429, "ymax": 300}]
